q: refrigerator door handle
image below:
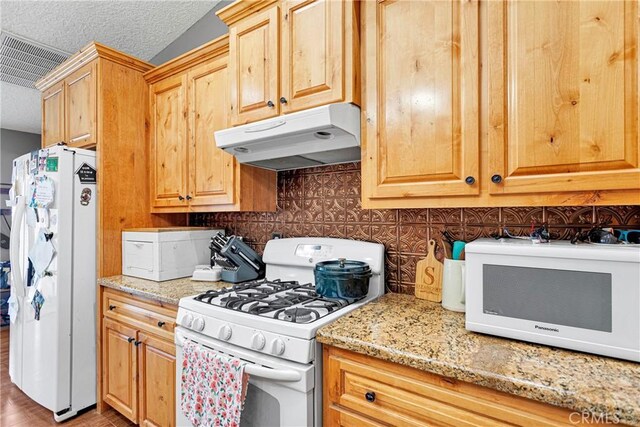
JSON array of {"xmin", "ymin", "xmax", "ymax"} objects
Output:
[{"xmin": 9, "ymin": 196, "xmax": 26, "ymax": 298}]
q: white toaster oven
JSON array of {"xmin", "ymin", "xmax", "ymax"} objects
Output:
[
  {"xmin": 465, "ymin": 238, "xmax": 640, "ymax": 362},
  {"xmin": 122, "ymin": 227, "xmax": 223, "ymax": 281}
]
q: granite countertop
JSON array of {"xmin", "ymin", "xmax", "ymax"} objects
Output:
[
  {"xmin": 98, "ymin": 275, "xmax": 233, "ymax": 305},
  {"xmin": 317, "ymin": 293, "xmax": 640, "ymax": 426}
]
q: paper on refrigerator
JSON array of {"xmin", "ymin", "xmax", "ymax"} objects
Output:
[{"xmin": 28, "ymin": 230, "xmax": 55, "ymax": 276}]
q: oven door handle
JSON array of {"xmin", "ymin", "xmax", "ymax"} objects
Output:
[
  {"xmin": 176, "ymin": 330, "xmax": 302, "ymax": 382},
  {"xmin": 244, "ymin": 365, "xmax": 301, "ymax": 382}
]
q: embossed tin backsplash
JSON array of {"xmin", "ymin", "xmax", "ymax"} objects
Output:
[{"xmin": 191, "ymin": 163, "xmax": 640, "ymax": 294}]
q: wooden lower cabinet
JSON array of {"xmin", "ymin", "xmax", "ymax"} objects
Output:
[
  {"xmin": 103, "ymin": 318, "xmax": 138, "ymax": 422},
  {"xmin": 323, "ymin": 346, "xmax": 604, "ymax": 427},
  {"xmin": 138, "ymin": 332, "xmax": 176, "ymax": 427},
  {"xmin": 101, "ymin": 288, "xmax": 177, "ymax": 426}
]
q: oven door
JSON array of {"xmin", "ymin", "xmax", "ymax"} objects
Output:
[{"xmin": 175, "ymin": 327, "xmax": 315, "ymax": 427}]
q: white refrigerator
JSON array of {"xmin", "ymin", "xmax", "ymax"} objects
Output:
[{"xmin": 8, "ymin": 145, "xmax": 97, "ymax": 422}]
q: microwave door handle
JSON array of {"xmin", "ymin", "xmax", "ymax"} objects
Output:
[
  {"xmin": 460, "ymin": 264, "xmax": 466, "ymax": 304},
  {"xmin": 244, "ymin": 364, "xmax": 301, "ymax": 382}
]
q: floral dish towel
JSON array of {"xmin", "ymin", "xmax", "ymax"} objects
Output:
[{"xmin": 181, "ymin": 340, "xmax": 249, "ymax": 427}]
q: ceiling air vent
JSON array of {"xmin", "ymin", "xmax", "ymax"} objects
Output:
[{"xmin": 0, "ymin": 31, "xmax": 70, "ymax": 89}]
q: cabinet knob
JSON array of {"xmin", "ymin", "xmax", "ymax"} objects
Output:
[
  {"xmin": 109, "ymin": 305, "xmax": 116, "ymax": 311},
  {"xmin": 365, "ymin": 391, "xmax": 376, "ymax": 402},
  {"xmin": 178, "ymin": 195, "xmax": 185, "ymax": 201},
  {"xmin": 134, "ymin": 340, "xmax": 142, "ymax": 347},
  {"xmin": 491, "ymin": 174, "xmax": 503, "ymax": 184},
  {"xmin": 279, "ymin": 97, "xmax": 288, "ymax": 104},
  {"xmin": 157, "ymin": 321, "xmax": 166, "ymax": 327},
  {"xmin": 127, "ymin": 337, "xmax": 135, "ymax": 343},
  {"xmin": 464, "ymin": 176, "xmax": 475, "ymax": 185},
  {"xmin": 267, "ymin": 100, "xmax": 275, "ymax": 108},
  {"xmin": 186, "ymin": 195, "xmax": 192, "ymax": 201}
]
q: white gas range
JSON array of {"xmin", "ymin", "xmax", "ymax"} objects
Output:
[{"xmin": 175, "ymin": 237, "xmax": 385, "ymax": 427}]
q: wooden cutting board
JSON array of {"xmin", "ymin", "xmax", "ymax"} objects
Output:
[{"xmin": 415, "ymin": 239, "xmax": 444, "ymax": 302}]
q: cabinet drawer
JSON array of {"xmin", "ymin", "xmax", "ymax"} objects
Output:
[
  {"xmin": 103, "ymin": 289, "xmax": 176, "ymax": 341},
  {"xmin": 324, "ymin": 346, "xmax": 576, "ymax": 427},
  {"xmin": 334, "ymin": 360, "xmax": 514, "ymax": 426}
]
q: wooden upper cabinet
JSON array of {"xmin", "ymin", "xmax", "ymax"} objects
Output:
[
  {"xmin": 361, "ymin": 0, "xmax": 480, "ymax": 207},
  {"xmin": 137, "ymin": 332, "xmax": 176, "ymax": 427},
  {"xmin": 229, "ymin": 5, "xmax": 280, "ymax": 125},
  {"xmin": 102, "ymin": 318, "xmax": 138, "ymax": 423},
  {"xmin": 488, "ymin": 0, "xmax": 640, "ymax": 195},
  {"xmin": 188, "ymin": 57, "xmax": 236, "ymax": 206},
  {"xmin": 149, "ymin": 74, "xmax": 189, "ymax": 208},
  {"xmin": 65, "ymin": 62, "xmax": 97, "ymax": 148},
  {"xmin": 280, "ymin": 0, "xmax": 357, "ymax": 113},
  {"xmin": 145, "ymin": 36, "xmax": 277, "ymax": 213},
  {"xmin": 42, "ymin": 81, "xmax": 65, "ymax": 148},
  {"xmin": 220, "ymin": 0, "xmax": 359, "ymax": 124},
  {"xmin": 41, "ymin": 60, "xmax": 98, "ymax": 149}
]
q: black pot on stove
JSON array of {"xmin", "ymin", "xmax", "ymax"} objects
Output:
[{"xmin": 314, "ymin": 258, "xmax": 372, "ymax": 300}]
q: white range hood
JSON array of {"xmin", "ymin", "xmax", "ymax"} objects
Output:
[{"xmin": 214, "ymin": 103, "xmax": 361, "ymax": 171}]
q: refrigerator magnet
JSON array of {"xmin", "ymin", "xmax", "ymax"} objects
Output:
[
  {"xmin": 29, "ymin": 152, "xmax": 38, "ymax": 175},
  {"xmin": 38, "ymin": 149, "xmax": 48, "ymax": 172},
  {"xmin": 45, "ymin": 157, "xmax": 58, "ymax": 172},
  {"xmin": 34, "ymin": 177, "xmax": 54, "ymax": 208},
  {"xmin": 80, "ymin": 188, "xmax": 91, "ymax": 206},
  {"xmin": 31, "ymin": 289, "xmax": 45, "ymax": 321},
  {"xmin": 75, "ymin": 163, "xmax": 97, "ymax": 184}
]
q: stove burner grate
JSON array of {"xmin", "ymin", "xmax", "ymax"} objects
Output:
[
  {"xmin": 275, "ymin": 307, "xmax": 321, "ymax": 323},
  {"xmin": 192, "ymin": 278, "xmax": 361, "ymax": 323}
]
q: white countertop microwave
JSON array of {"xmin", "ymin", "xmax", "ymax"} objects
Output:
[{"xmin": 465, "ymin": 239, "xmax": 640, "ymax": 362}]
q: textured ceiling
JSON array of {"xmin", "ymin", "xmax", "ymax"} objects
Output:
[
  {"xmin": 1, "ymin": 81, "xmax": 41, "ymax": 133},
  {"xmin": 0, "ymin": 0, "xmax": 220, "ymax": 134}
]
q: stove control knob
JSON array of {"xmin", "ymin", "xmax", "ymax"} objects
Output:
[
  {"xmin": 271, "ymin": 338, "xmax": 285, "ymax": 356},
  {"xmin": 182, "ymin": 314, "xmax": 194, "ymax": 329},
  {"xmin": 193, "ymin": 317, "xmax": 205, "ymax": 332},
  {"xmin": 218, "ymin": 324, "xmax": 232, "ymax": 341},
  {"xmin": 251, "ymin": 333, "xmax": 266, "ymax": 350}
]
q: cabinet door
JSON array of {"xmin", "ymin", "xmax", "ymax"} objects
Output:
[
  {"xmin": 280, "ymin": 0, "xmax": 353, "ymax": 113},
  {"xmin": 42, "ymin": 81, "xmax": 65, "ymax": 148},
  {"xmin": 229, "ymin": 5, "xmax": 280, "ymax": 125},
  {"xmin": 488, "ymin": 0, "xmax": 640, "ymax": 194},
  {"xmin": 149, "ymin": 74, "xmax": 189, "ymax": 209},
  {"xmin": 65, "ymin": 62, "xmax": 97, "ymax": 148},
  {"xmin": 361, "ymin": 0, "xmax": 480, "ymax": 207},
  {"xmin": 138, "ymin": 332, "xmax": 175, "ymax": 427},
  {"xmin": 103, "ymin": 318, "xmax": 138, "ymax": 423},
  {"xmin": 188, "ymin": 57, "xmax": 236, "ymax": 206}
]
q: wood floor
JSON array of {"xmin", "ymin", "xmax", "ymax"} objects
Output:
[{"xmin": 0, "ymin": 328, "xmax": 134, "ymax": 426}]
